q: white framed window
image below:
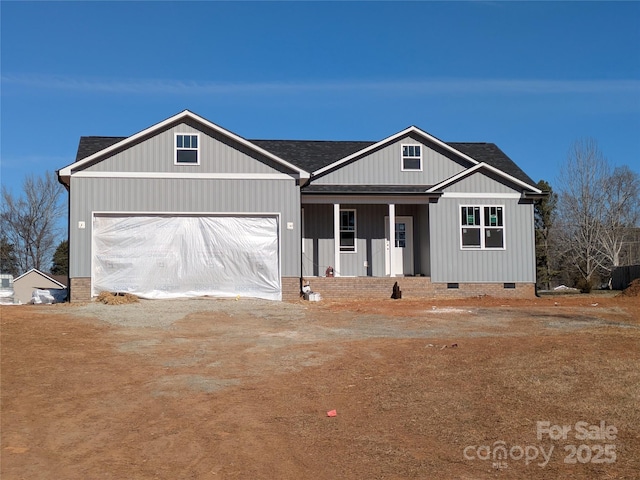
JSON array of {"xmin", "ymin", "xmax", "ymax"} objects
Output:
[
  {"xmin": 175, "ymin": 133, "xmax": 199, "ymax": 165},
  {"xmin": 339, "ymin": 209, "xmax": 356, "ymax": 252},
  {"xmin": 401, "ymin": 144, "xmax": 422, "ymax": 171},
  {"xmin": 460, "ymin": 205, "xmax": 505, "ymax": 249}
]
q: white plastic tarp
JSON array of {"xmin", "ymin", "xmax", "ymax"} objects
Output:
[
  {"xmin": 31, "ymin": 289, "xmax": 55, "ymax": 304},
  {"xmin": 93, "ymin": 215, "xmax": 281, "ymax": 300}
]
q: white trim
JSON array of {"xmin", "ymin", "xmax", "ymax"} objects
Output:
[
  {"xmin": 400, "ymin": 143, "xmax": 423, "ymax": 172},
  {"xmin": 313, "ymin": 125, "xmax": 480, "ymax": 176},
  {"xmin": 92, "ymin": 210, "xmax": 281, "ymax": 217},
  {"xmin": 59, "ymin": 110, "xmax": 310, "ymax": 184},
  {"xmin": 428, "ymin": 162, "xmax": 542, "ymax": 194},
  {"xmin": 13, "ymin": 268, "xmax": 66, "ymax": 288},
  {"xmin": 441, "ymin": 192, "xmax": 523, "ymax": 199},
  {"xmin": 301, "ymin": 195, "xmax": 433, "ymax": 205},
  {"xmin": 301, "ymin": 207, "xmax": 305, "ymax": 254},
  {"xmin": 72, "ymin": 171, "xmax": 297, "ymax": 180},
  {"xmin": 174, "ymin": 132, "xmax": 200, "ymax": 165},
  {"xmin": 459, "ymin": 204, "xmax": 506, "ymax": 251},
  {"xmin": 333, "ymin": 204, "xmax": 340, "ymax": 277},
  {"xmin": 388, "ymin": 205, "xmax": 395, "ymax": 277}
]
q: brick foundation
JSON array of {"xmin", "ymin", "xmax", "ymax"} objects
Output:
[
  {"xmin": 69, "ymin": 275, "xmax": 534, "ymax": 303},
  {"xmin": 70, "ymin": 277, "xmax": 92, "ymax": 302},
  {"xmin": 292, "ymin": 276, "xmax": 535, "ymax": 301}
]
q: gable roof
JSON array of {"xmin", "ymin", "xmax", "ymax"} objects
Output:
[
  {"xmin": 58, "ymin": 110, "xmax": 310, "ymax": 185},
  {"xmin": 72, "ymin": 136, "xmax": 536, "ymax": 188},
  {"xmin": 13, "ymin": 269, "xmax": 66, "ymax": 288},
  {"xmin": 427, "ymin": 162, "xmax": 542, "ymax": 194},
  {"xmin": 447, "ymin": 143, "xmax": 536, "ymax": 187},
  {"xmin": 309, "ymin": 126, "xmax": 538, "ymax": 189},
  {"xmin": 63, "ymin": 112, "xmax": 538, "ymax": 192}
]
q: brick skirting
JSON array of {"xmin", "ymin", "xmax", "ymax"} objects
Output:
[
  {"xmin": 70, "ymin": 277, "xmax": 92, "ymax": 302},
  {"xmin": 292, "ymin": 276, "xmax": 536, "ymax": 301},
  {"xmin": 69, "ymin": 276, "xmax": 534, "ymax": 303}
]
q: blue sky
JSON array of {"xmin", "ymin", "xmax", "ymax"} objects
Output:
[{"xmin": 1, "ymin": 1, "xmax": 639, "ymax": 204}]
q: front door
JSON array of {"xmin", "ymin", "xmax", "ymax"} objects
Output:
[{"xmin": 385, "ymin": 216, "xmax": 414, "ymax": 276}]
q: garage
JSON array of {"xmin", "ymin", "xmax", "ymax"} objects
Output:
[{"xmin": 92, "ymin": 214, "xmax": 281, "ymax": 301}]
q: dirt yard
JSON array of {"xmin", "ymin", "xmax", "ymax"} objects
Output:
[{"xmin": 2, "ymin": 292, "xmax": 639, "ymax": 479}]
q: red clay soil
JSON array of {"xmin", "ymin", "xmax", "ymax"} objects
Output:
[{"xmin": 2, "ymin": 294, "xmax": 639, "ymax": 479}]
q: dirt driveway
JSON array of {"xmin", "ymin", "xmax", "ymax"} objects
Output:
[{"xmin": 2, "ymin": 294, "xmax": 639, "ymax": 479}]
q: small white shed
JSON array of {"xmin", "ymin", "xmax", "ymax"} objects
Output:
[{"xmin": 13, "ymin": 269, "xmax": 67, "ymax": 304}]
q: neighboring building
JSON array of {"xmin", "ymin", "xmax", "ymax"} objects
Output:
[
  {"xmin": 58, "ymin": 110, "xmax": 545, "ymax": 302},
  {"xmin": 0, "ymin": 274, "xmax": 14, "ymax": 304},
  {"xmin": 13, "ymin": 269, "xmax": 67, "ymax": 304}
]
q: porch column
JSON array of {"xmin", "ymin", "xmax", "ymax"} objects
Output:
[
  {"xmin": 389, "ymin": 203, "xmax": 396, "ymax": 277},
  {"xmin": 333, "ymin": 203, "xmax": 341, "ymax": 277}
]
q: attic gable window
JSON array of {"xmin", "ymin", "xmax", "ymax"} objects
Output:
[
  {"xmin": 175, "ymin": 133, "xmax": 199, "ymax": 164},
  {"xmin": 401, "ymin": 144, "xmax": 422, "ymax": 171}
]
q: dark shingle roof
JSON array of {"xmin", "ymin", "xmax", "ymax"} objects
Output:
[
  {"xmin": 74, "ymin": 135, "xmax": 535, "ymax": 187},
  {"xmin": 448, "ymin": 142, "xmax": 536, "ymax": 186},
  {"xmin": 76, "ymin": 136, "xmax": 126, "ymax": 162},
  {"xmin": 250, "ymin": 139, "xmax": 374, "ymax": 173}
]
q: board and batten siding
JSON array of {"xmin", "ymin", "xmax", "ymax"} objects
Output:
[
  {"xmin": 313, "ymin": 135, "xmax": 467, "ymax": 186},
  {"xmin": 302, "ymin": 204, "xmax": 426, "ymax": 277},
  {"xmin": 429, "ymin": 197, "xmax": 535, "ymax": 283},
  {"xmin": 69, "ymin": 177, "xmax": 301, "ymax": 278},
  {"xmin": 443, "ymin": 170, "xmax": 523, "ymax": 194},
  {"xmin": 81, "ymin": 121, "xmax": 293, "ymax": 175}
]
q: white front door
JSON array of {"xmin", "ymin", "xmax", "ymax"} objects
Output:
[{"xmin": 385, "ymin": 216, "xmax": 414, "ymax": 276}]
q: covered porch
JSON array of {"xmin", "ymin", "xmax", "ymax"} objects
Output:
[{"xmin": 301, "ymin": 191, "xmax": 438, "ymax": 279}]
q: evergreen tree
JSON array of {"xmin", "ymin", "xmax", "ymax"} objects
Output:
[
  {"xmin": 51, "ymin": 240, "xmax": 69, "ymax": 275},
  {"xmin": 0, "ymin": 236, "xmax": 19, "ymax": 276},
  {"xmin": 534, "ymin": 179, "xmax": 558, "ymax": 290}
]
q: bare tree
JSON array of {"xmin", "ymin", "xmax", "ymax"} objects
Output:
[
  {"xmin": 556, "ymin": 138, "xmax": 610, "ymax": 289},
  {"xmin": 1, "ymin": 171, "xmax": 66, "ymax": 273},
  {"xmin": 599, "ymin": 166, "xmax": 640, "ymax": 272},
  {"xmin": 556, "ymin": 139, "xmax": 640, "ymax": 290}
]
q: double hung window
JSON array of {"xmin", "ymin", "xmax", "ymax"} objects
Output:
[
  {"xmin": 339, "ymin": 209, "xmax": 356, "ymax": 252},
  {"xmin": 401, "ymin": 144, "xmax": 422, "ymax": 171},
  {"xmin": 461, "ymin": 205, "xmax": 504, "ymax": 249}
]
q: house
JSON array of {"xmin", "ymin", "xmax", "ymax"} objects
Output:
[
  {"xmin": 13, "ymin": 269, "xmax": 67, "ymax": 304},
  {"xmin": 57, "ymin": 110, "xmax": 545, "ymax": 302}
]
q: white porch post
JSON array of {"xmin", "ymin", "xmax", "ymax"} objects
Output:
[
  {"xmin": 389, "ymin": 203, "xmax": 396, "ymax": 277},
  {"xmin": 333, "ymin": 203, "xmax": 341, "ymax": 277}
]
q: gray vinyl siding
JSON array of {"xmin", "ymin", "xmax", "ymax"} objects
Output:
[
  {"xmin": 81, "ymin": 121, "xmax": 293, "ymax": 175},
  {"xmin": 429, "ymin": 197, "xmax": 535, "ymax": 283},
  {"xmin": 417, "ymin": 204, "xmax": 431, "ymax": 276},
  {"xmin": 302, "ymin": 204, "xmax": 425, "ymax": 277},
  {"xmin": 302, "ymin": 204, "xmax": 334, "ymax": 277},
  {"xmin": 69, "ymin": 177, "xmax": 301, "ymax": 278},
  {"xmin": 313, "ymin": 134, "xmax": 467, "ymax": 185},
  {"xmin": 444, "ymin": 170, "xmax": 522, "ymax": 193}
]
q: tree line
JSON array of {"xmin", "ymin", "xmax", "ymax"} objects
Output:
[
  {"xmin": 2, "ymin": 139, "xmax": 639, "ymax": 291},
  {"xmin": 535, "ymin": 138, "xmax": 640, "ymax": 291}
]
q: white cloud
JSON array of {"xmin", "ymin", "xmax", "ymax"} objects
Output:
[{"xmin": 2, "ymin": 74, "xmax": 639, "ymax": 96}]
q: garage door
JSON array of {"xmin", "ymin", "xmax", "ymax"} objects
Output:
[{"xmin": 92, "ymin": 215, "xmax": 281, "ymax": 300}]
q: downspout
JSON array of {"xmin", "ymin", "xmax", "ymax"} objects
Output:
[
  {"xmin": 298, "ymin": 173, "xmax": 311, "ymax": 299},
  {"xmin": 56, "ymin": 170, "xmax": 71, "ymax": 302}
]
